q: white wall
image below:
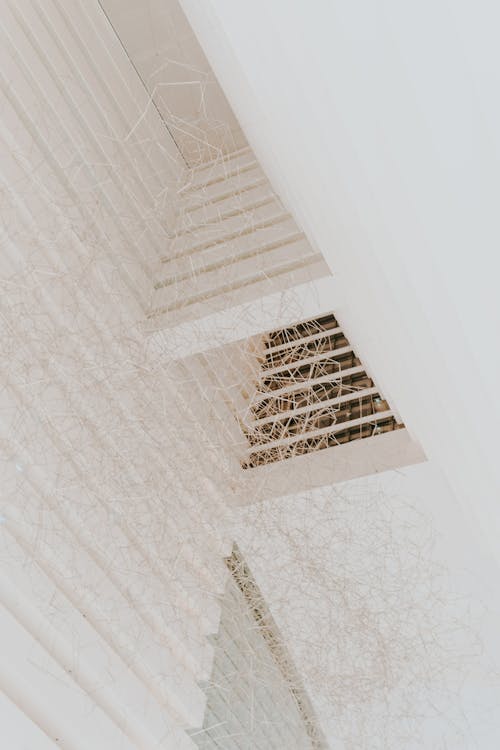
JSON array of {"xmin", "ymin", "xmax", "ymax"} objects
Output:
[{"xmin": 180, "ymin": 0, "xmax": 500, "ymax": 566}]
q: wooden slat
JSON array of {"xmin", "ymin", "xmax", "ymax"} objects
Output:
[
  {"xmin": 251, "ymin": 365, "xmax": 367, "ymax": 402},
  {"xmin": 257, "ymin": 344, "xmax": 354, "ymax": 379},
  {"xmin": 246, "ymin": 386, "xmax": 380, "ymax": 428},
  {"xmin": 244, "ymin": 410, "xmax": 395, "ymax": 455}
]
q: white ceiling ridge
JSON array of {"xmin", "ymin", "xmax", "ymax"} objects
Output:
[
  {"xmin": 163, "ymin": 209, "xmax": 290, "ymax": 261},
  {"xmin": 149, "ymin": 251, "xmax": 323, "ymax": 317},
  {"xmin": 155, "ymin": 230, "xmax": 305, "ymax": 288},
  {"xmin": 0, "ymin": 1, "xmax": 242, "ymax": 745},
  {"xmin": 0, "ymin": 540, "xmax": 196, "ymax": 749},
  {"xmin": 180, "ymin": 158, "xmax": 259, "ymax": 194},
  {"xmin": 0, "ymin": 81, "xmax": 151, "ymax": 311},
  {"xmin": 23, "ymin": 0, "xmax": 171, "ymax": 206},
  {"xmin": 2, "ymin": 212, "xmax": 232, "ymax": 539},
  {"xmin": 179, "ymin": 166, "xmax": 265, "ymax": 211},
  {"xmin": 4, "ymin": 4, "xmax": 168, "ymax": 260},
  {"xmin": 1, "ymin": 488, "xmax": 207, "ymax": 729},
  {"xmin": 3, "ymin": 368, "xmax": 222, "ymax": 640},
  {"xmin": 176, "ymin": 194, "xmax": 278, "ymax": 235},
  {"xmin": 2, "ymin": 461, "xmax": 214, "ymax": 694},
  {"xmin": 0, "ymin": 283, "xmax": 227, "ymax": 584}
]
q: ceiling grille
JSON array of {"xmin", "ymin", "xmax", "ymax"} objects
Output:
[
  {"xmin": 241, "ymin": 313, "xmax": 401, "ymax": 469},
  {"xmin": 190, "ymin": 545, "xmax": 326, "ymax": 749}
]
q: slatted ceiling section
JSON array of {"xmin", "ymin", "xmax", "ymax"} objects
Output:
[
  {"xmin": 4, "ymin": 347, "xmax": 225, "ymax": 617},
  {"xmin": 1, "ymin": 383, "xmax": 227, "ymax": 734},
  {"xmin": 166, "ymin": 206, "xmax": 293, "ymax": 261},
  {"xmin": 249, "ymin": 373, "xmax": 373, "ymax": 425},
  {"xmin": 163, "ymin": 210, "xmax": 291, "ymax": 274},
  {"xmin": 150, "ymin": 148, "xmax": 331, "ymax": 327},
  {"xmin": 2, "ymin": 486, "xmax": 210, "ymax": 722},
  {"xmin": 1, "ymin": 540, "xmax": 169, "ymax": 750},
  {"xmin": 154, "ymin": 239, "xmax": 319, "ymax": 312},
  {"xmin": 0, "ymin": 692, "xmax": 62, "ymax": 750},
  {"xmin": 0, "ymin": 1, "xmax": 232, "ymax": 747},
  {"xmin": 183, "ymin": 146, "xmax": 257, "ymax": 190},
  {"xmin": 0, "ymin": 0, "xmax": 181, "ymax": 313},
  {"xmin": 265, "ymin": 313, "xmax": 340, "ymax": 346},
  {"xmin": 12, "ymin": 1, "xmax": 162, "ymax": 224},
  {"xmin": 0, "ymin": 536, "xmax": 198, "ymax": 750},
  {"xmin": 247, "ymin": 394, "xmax": 385, "ymax": 440},
  {"xmin": 190, "ymin": 555, "xmax": 319, "ymax": 750},
  {"xmin": 162, "ymin": 217, "xmax": 302, "ymax": 279},
  {"xmin": 149, "ymin": 257, "xmax": 327, "ymax": 328},
  {"xmin": 4, "ymin": 362, "xmax": 225, "ymax": 629},
  {"xmin": 158, "ymin": 234, "xmax": 310, "ymax": 292},
  {"xmin": 249, "ymin": 365, "xmax": 369, "ymax": 405},
  {"xmin": 179, "ymin": 181, "xmax": 276, "ymax": 230},
  {"xmin": 180, "ymin": 163, "xmax": 267, "ymax": 210},
  {"xmin": 65, "ymin": 2, "xmax": 175, "ymax": 196},
  {"xmin": 0, "ymin": 607, "xmax": 134, "ymax": 750},
  {"xmin": 11, "ymin": 526, "xmax": 195, "ymax": 722},
  {"xmin": 158, "ymin": 230, "xmax": 306, "ymax": 288},
  {"xmin": 259, "ymin": 345, "xmax": 356, "ymax": 381},
  {"xmin": 237, "ymin": 313, "xmax": 402, "ymax": 469},
  {"xmin": 251, "ymin": 388, "xmax": 382, "ymax": 431},
  {"xmin": 263, "ymin": 327, "xmax": 347, "ymax": 363}
]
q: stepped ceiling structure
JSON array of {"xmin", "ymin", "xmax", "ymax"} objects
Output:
[{"xmin": 2, "ymin": 2, "xmax": 500, "ymax": 749}]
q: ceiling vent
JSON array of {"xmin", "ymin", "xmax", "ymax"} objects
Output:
[
  {"xmin": 179, "ymin": 310, "xmax": 424, "ymax": 499},
  {"xmin": 240, "ymin": 313, "xmax": 401, "ymax": 469}
]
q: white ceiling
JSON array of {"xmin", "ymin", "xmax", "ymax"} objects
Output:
[
  {"xmin": 99, "ymin": 0, "xmax": 245, "ymax": 165},
  {"xmin": 177, "ymin": 1, "xmax": 500, "ymax": 745},
  {"xmin": 0, "ymin": 2, "xmax": 230, "ymax": 747},
  {"xmin": 4, "ymin": 1, "xmax": 500, "ymax": 748},
  {"xmin": 180, "ymin": 0, "xmax": 500, "ymax": 571}
]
